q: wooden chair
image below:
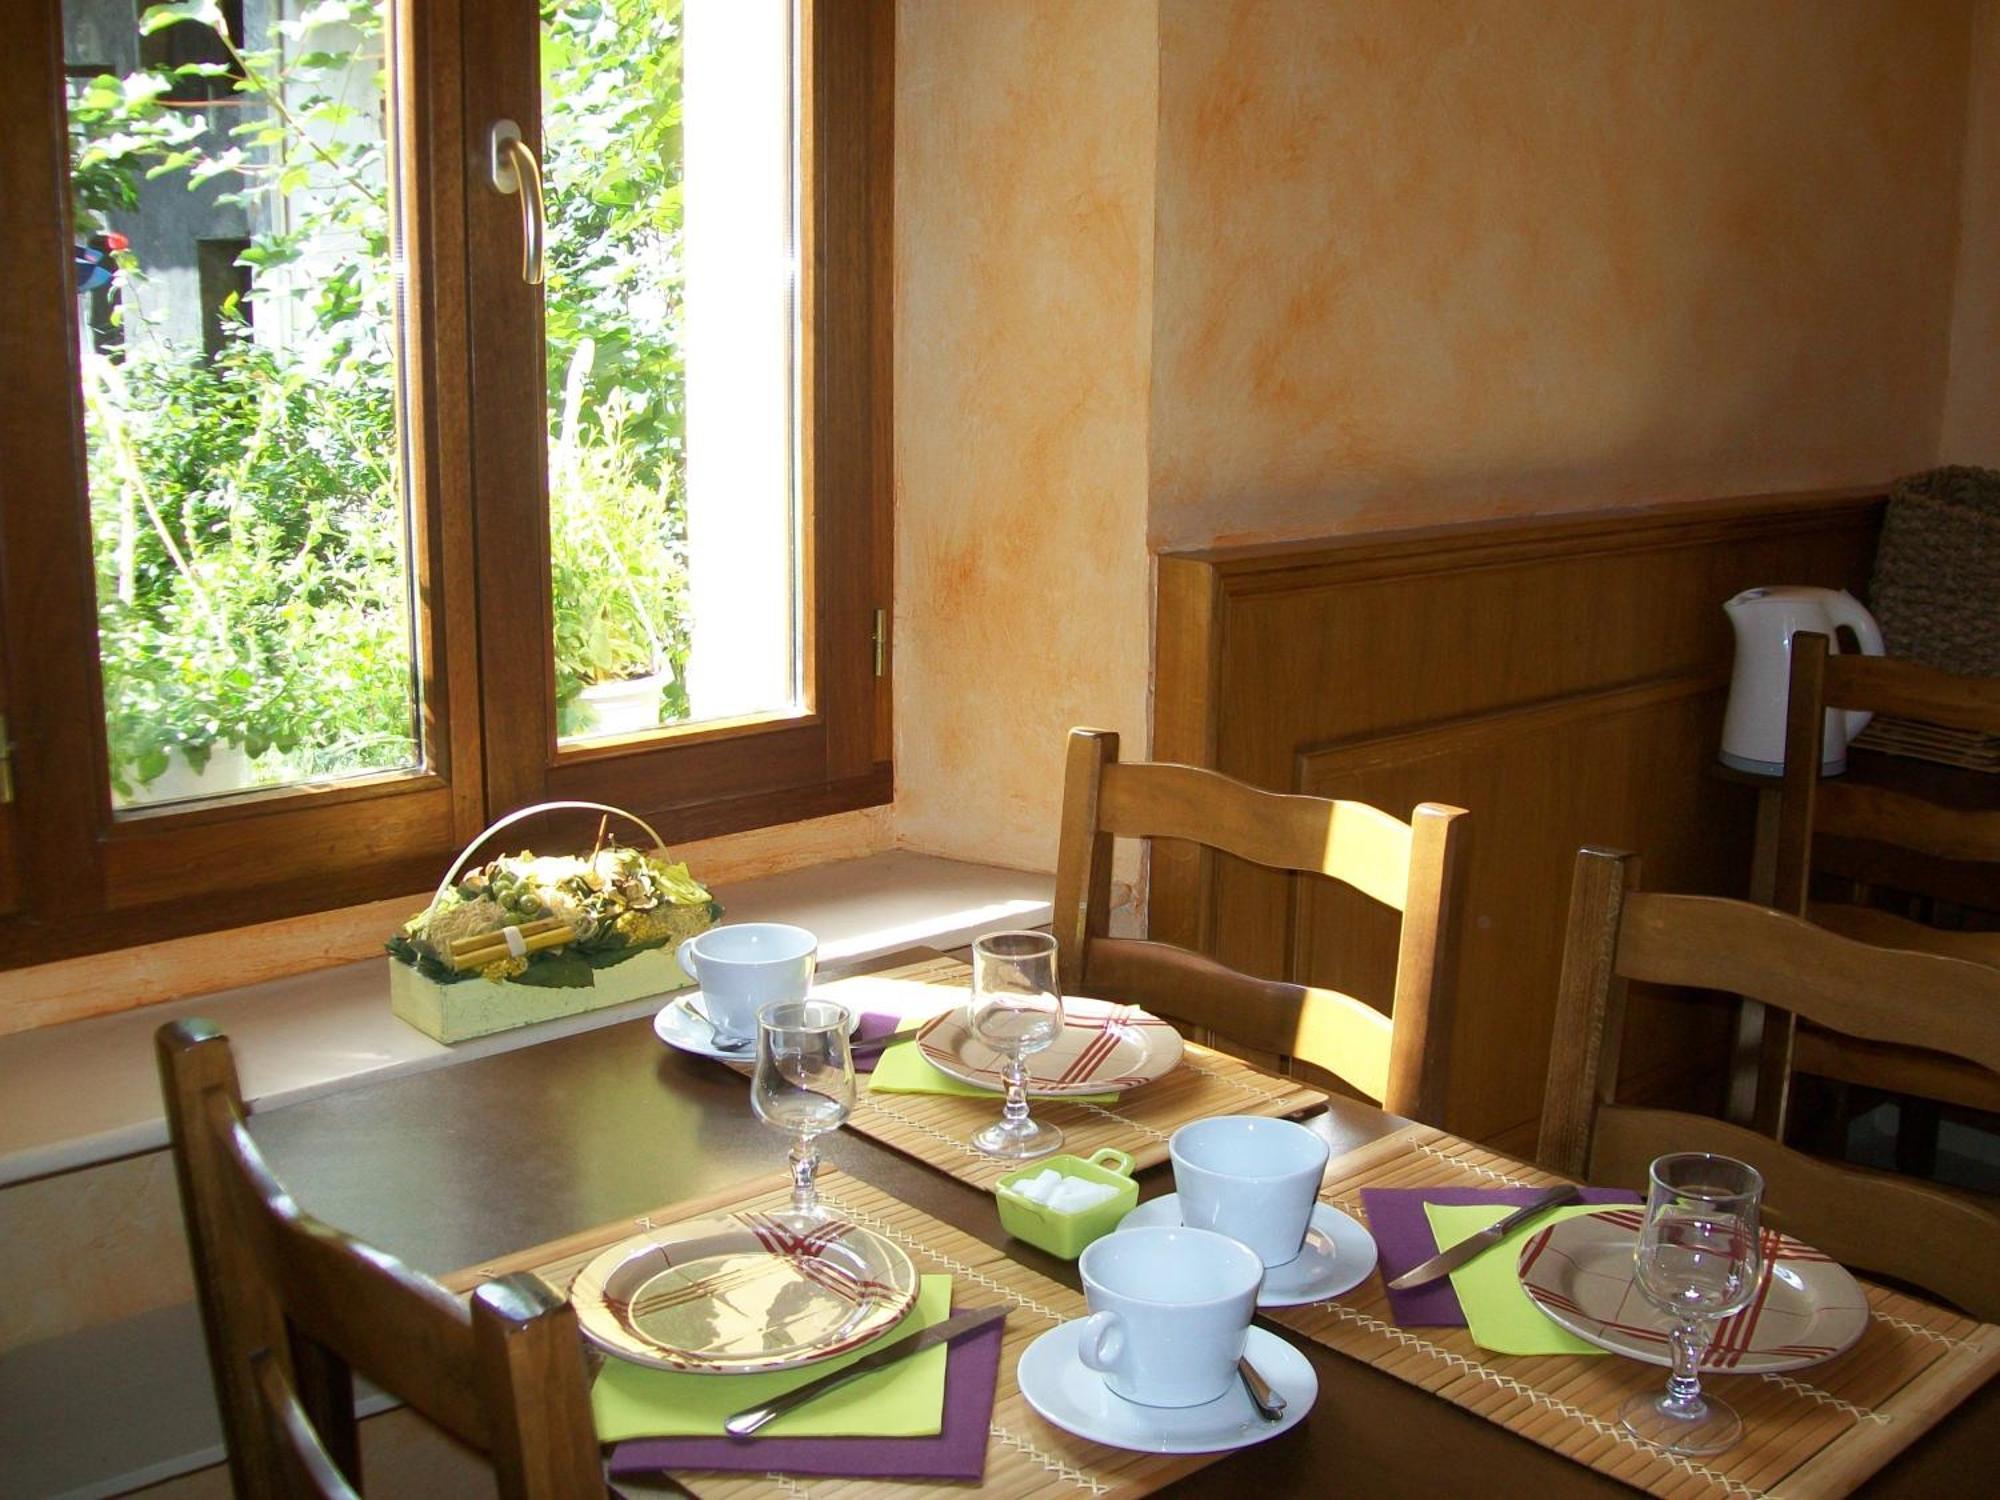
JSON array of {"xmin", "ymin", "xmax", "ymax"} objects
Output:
[
  {"xmin": 1538, "ymin": 847, "xmax": 2000, "ymax": 1320},
  {"xmin": 1761, "ymin": 631, "xmax": 2000, "ymax": 1136},
  {"xmin": 158, "ymin": 1019, "xmax": 603, "ymax": 1499},
  {"xmin": 1052, "ymin": 727, "xmax": 1468, "ymax": 1124}
]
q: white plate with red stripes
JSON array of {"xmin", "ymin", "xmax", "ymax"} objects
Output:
[
  {"xmin": 915, "ymin": 998, "xmax": 1184, "ymax": 1096},
  {"xmin": 569, "ymin": 1212, "xmax": 919, "ymax": 1372},
  {"xmin": 1517, "ymin": 1208, "xmax": 1869, "ymax": 1373}
]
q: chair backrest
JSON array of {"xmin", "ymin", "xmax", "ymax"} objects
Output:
[
  {"xmin": 157, "ymin": 1019, "xmax": 602, "ymax": 1500},
  {"xmin": 1761, "ymin": 632, "xmax": 2000, "ymax": 1128},
  {"xmin": 1537, "ymin": 847, "xmax": 2000, "ymax": 1320},
  {"xmin": 1052, "ymin": 727, "xmax": 1468, "ymax": 1123},
  {"xmin": 1775, "ymin": 630, "xmax": 2000, "ymax": 915}
]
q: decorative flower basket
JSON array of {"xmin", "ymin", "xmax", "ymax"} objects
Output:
[{"xmin": 387, "ymin": 800, "xmax": 719, "ymax": 1043}]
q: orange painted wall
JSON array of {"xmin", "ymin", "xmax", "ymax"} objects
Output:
[
  {"xmin": 1944, "ymin": 0, "xmax": 2000, "ymax": 459},
  {"xmin": 892, "ymin": 2, "xmax": 1158, "ymax": 871},
  {"xmin": 1149, "ymin": 0, "xmax": 1978, "ymax": 550},
  {"xmin": 890, "ymin": 0, "xmax": 1990, "ymax": 873}
]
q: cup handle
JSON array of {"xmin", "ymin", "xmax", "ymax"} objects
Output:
[
  {"xmin": 1087, "ymin": 1147, "xmax": 1136, "ymax": 1179},
  {"xmin": 1077, "ymin": 1311, "xmax": 1124, "ymax": 1374},
  {"xmin": 676, "ymin": 937, "xmax": 700, "ymax": 984}
]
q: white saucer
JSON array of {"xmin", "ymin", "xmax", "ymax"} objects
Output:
[
  {"xmin": 1017, "ymin": 1321, "xmax": 1315, "ymax": 1454},
  {"xmin": 651, "ymin": 992, "xmax": 858, "ymax": 1061},
  {"xmin": 1116, "ymin": 1195, "xmax": 1377, "ymax": 1308}
]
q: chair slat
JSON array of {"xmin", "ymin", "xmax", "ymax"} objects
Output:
[
  {"xmin": 1616, "ymin": 890, "xmax": 2000, "ymax": 1074},
  {"xmin": 1815, "ymin": 781, "xmax": 2000, "ymax": 864},
  {"xmin": 1084, "ymin": 937, "xmax": 1394, "ymax": 1103},
  {"xmin": 1809, "ymin": 902, "xmax": 2000, "ymax": 966},
  {"xmin": 1099, "ymin": 760, "xmax": 1414, "ymax": 910},
  {"xmin": 1822, "ymin": 652, "xmax": 2000, "ymax": 731},
  {"xmin": 1790, "ymin": 1030, "xmax": 2000, "ymax": 1114}
]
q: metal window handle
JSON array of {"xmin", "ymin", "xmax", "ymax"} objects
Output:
[{"xmin": 489, "ymin": 120, "xmax": 545, "ymax": 286}]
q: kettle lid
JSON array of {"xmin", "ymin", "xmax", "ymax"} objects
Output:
[{"xmin": 1726, "ymin": 584, "xmax": 1856, "ymax": 609}]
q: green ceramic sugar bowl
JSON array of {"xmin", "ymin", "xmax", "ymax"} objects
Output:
[{"xmin": 994, "ymin": 1147, "xmax": 1139, "ymax": 1259}]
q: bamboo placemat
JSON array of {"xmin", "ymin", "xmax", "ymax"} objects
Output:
[
  {"xmin": 448, "ymin": 1167, "xmax": 1223, "ymax": 1499},
  {"xmin": 812, "ymin": 956, "xmax": 1329, "ymax": 1192},
  {"xmin": 1270, "ymin": 1123, "xmax": 2000, "ymax": 1500}
]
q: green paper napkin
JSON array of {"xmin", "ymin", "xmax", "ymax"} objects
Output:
[
  {"xmin": 592, "ymin": 1274, "xmax": 954, "ymax": 1441},
  {"xmin": 1422, "ymin": 1203, "xmax": 1612, "ymax": 1357},
  {"xmin": 866, "ymin": 1038, "xmax": 1118, "ymax": 1103}
]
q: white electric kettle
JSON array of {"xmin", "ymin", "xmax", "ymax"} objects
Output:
[{"xmin": 1720, "ymin": 587, "xmax": 1885, "ymax": 776}]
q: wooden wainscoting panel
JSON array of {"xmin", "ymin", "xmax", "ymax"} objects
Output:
[
  {"xmin": 1295, "ymin": 675, "xmax": 1745, "ymax": 1140},
  {"xmin": 1152, "ymin": 489, "xmax": 1882, "ymax": 1140},
  {"xmin": 1199, "ymin": 498, "xmax": 1880, "ymax": 991},
  {"xmin": 1152, "ymin": 557, "xmax": 1223, "ymax": 954}
]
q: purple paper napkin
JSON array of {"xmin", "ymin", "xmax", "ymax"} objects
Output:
[
  {"xmin": 1361, "ymin": 1185, "xmax": 1641, "ymax": 1327},
  {"xmin": 848, "ymin": 1010, "xmax": 906, "ymax": 1073},
  {"xmin": 604, "ymin": 1312, "xmax": 1003, "ymax": 1482}
]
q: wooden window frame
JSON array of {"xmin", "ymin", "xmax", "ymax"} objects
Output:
[{"xmin": 0, "ymin": 0, "xmax": 892, "ymax": 973}]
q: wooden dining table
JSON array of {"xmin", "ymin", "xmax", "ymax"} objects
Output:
[{"xmin": 244, "ymin": 949, "xmax": 1998, "ymax": 1497}]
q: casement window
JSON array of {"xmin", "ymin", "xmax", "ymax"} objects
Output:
[{"xmin": 0, "ymin": 0, "xmax": 891, "ymax": 969}]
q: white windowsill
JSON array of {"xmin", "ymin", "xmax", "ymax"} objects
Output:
[{"xmin": 0, "ymin": 850, "xmax": 1052, "ymax": 1189}]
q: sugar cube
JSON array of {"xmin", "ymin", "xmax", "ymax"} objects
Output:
[
  {"xmin": 1012, "ymin": 1168, "xmax": 1063, "ymax": 1204},
  {"xmin": 1046, "ymin": 1176, "xmax": 1117, "ymax": 1213}
]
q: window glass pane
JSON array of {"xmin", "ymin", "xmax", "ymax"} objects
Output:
[
  {"xmin": 543, "ymin": 0, "xmax": 797, "ymax": 745},
  {"xmin": 65, "ymin": 0, "xmax": 419, "ymax": 808}
]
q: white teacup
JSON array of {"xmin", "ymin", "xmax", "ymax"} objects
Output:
[
  {"xmin": 675, "ymin": 923, "xmax": 817, "ymax": 1042},
  {"xmin": 1170, "ymin": 1115, "xmax": 1331, "ymax": 1268},
  {"xmin": 1077, "ymin": 1225, "xmax": 1262, "ymax": 1407}
]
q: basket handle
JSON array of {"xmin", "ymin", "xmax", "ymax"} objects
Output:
[{"xmin": 428, "ymin": 801, "xmax": 671, "ymax": 915}]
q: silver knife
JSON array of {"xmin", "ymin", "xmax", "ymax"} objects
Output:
[
  {"xmin": 1385, "ymin": 1184, "xmax": 1584, "ymax": 1290},
  {"xmin": 723, "ymin": 1306, "xmax": 1007, "ymax": 1437}
]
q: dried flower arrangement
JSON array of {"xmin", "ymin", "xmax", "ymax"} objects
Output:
[
  {"xmin": 386, "ymin": 802, "xmax": 719, "ymax": 1041},
  {"xmin": 389, "ymin": 843, "xmax": 718, "ymax": 988}
]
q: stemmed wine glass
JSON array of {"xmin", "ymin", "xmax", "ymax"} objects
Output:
[
  {"xmin": 749, "ymin": 999, "xmax": 857, "ymax": 1224},
  {"xmin": 1621, "ymin": 1152, "xmax": 1766, "ymax": 1455},
  {"xmin": 968, "ymin": 931, "xmax": 1065, "ymax": 1159}
]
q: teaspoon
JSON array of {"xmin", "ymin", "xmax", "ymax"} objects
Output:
[{"xmin": 1238, "ymin": 1355, "xmax": 1287, "ymax": 1421}]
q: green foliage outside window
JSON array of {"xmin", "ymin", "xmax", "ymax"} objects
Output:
[{"xmin": 68, "ymin": 0, "xmax": 692, "ymax": 796}]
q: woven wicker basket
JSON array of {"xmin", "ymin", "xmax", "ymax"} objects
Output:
[
  {"xmin": 1858, "ymin": 467, "xmax": 2000, "ymax": 772},
  {"xmin": 1871, "ymin": 467, "xmax": 2000, "ymax": 675}
]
